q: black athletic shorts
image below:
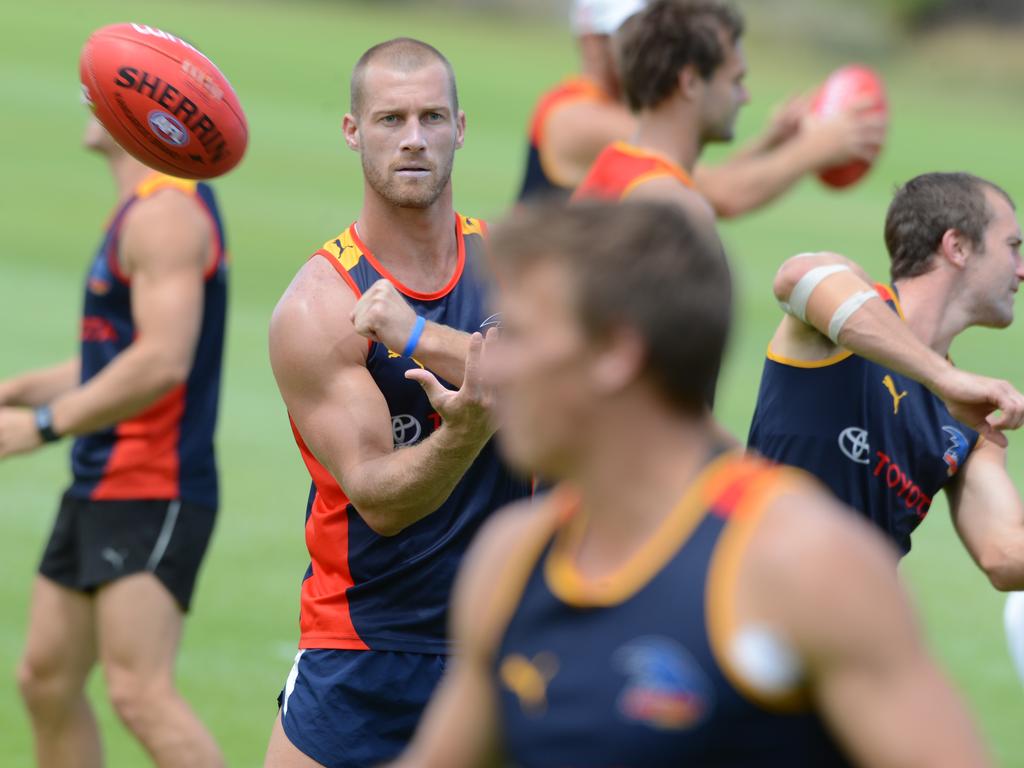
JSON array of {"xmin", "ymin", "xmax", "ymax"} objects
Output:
[{"xmin": 38, "ymin": 493, "xmax": 216, "ymax": 612}]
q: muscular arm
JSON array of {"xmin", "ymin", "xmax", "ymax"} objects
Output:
[
  {"xmin": 695, "ymin": 100, "xmax": 886, "ymax": 218},
  {"xmin": 771, "ymin": 251, "xmax": 1024, "ymax": 441},
  {"xmin": 389, "ymin": 503, "xmax": 539, "ymax": 768},
  {"xmin": 748, "ymin": 492, "xmax": 990, "ymax": 767},
  {"xmin": 49, "ymin": 189, "xmax": 209, "ymax": 436},
  {"xmin": 0, "ymin": 358, "xmax": 80, "ymax": 407},
  {"xmin": 946, "ymin": 440, "xmax": 1024, "ymax": 590},
  {"xmin": 270, "ymin": 259, "xmax": 494, "ymax": 537}
]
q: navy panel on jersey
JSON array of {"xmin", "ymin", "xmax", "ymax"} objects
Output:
[{"xmin": 748, "ymin": 286, "xmax": 977, "ymax": 555}]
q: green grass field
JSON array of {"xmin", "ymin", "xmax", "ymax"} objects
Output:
[{"xmin": 2, "ymin": 0, "xmax": 1023, "ymax": 764}]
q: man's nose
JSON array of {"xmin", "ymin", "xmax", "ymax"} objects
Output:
[{"xmin": 400, "ymin": 121, "xmax": 427, "ymax": 152}]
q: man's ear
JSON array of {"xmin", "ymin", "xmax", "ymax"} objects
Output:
[
  {"xmin": 677, "ymin": 64, "xmax": 704, "ymax": 102},
  {"xmin": 342, "ymin": 113, "xmax": 360, "ymax": 152},
  {"xmin": 588, "ymin": 326, "xmax": 647, "ymax": 397},
  {"xmin": 455, "ymin": 110, "xmax": 466, "ymax": 150},
  {"xmin": 938, "ymin": 228, "xmax": 970, "ymax": 269}
]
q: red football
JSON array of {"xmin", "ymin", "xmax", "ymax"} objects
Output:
[
  {"xmin": 811, "ymin": 65, "xmax": 887, "ymax": 189},
  {"xmin": 80, "ymin": 23, "xmax": 247, "ymax": 179}
]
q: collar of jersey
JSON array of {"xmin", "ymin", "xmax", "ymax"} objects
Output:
[
  {"xmin": 543, "ymin": 450, "xmax": 745, "ymax": 608},
  {"xmin": 349, "ymin": 213, "xmax": 467, "ymax": 302},
  {"xmin": 610, "ymin": 141, "xmax": 694, "ymax": 187}
]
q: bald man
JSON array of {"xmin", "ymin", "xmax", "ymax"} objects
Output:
[{"xmin": 262, "ymin": 38, "xmax": 530, "ymax": 768}]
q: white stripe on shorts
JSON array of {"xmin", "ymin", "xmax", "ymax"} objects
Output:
[
  {"xmin": 146, "ymin": 499, "xmax": 181, "ymax": 572},
  {"xmin": 282, "ymin": 650, "xmax": 306, "ymax": 717}
]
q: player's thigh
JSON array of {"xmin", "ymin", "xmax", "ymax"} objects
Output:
[
  {"xmin": 20, "ymin": 576, "xmax": 97, "ymax": 690},
  {"xmin": 264, "ymin": 712, "xmax": 328, "ymax": 768},
  {"xmin": 95, "ymin": 572, "xmax": 183, "ymax": 684}
]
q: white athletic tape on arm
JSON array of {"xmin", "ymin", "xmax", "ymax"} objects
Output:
[
  {"xmin": 827, "ymin": 290, "xmax": 879, "ymax": 344},
  {"xmin": 786, "ymin": 265, "xmax": 849, "ymax": 323}
]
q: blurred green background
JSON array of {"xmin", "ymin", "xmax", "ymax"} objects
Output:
[{"xmin": 2, "ymin": 0, "xmax": 1023, "ymax": 764}]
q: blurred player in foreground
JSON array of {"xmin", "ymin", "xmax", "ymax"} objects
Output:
[
  {"xmin": 748, "ymin": 171, "xmax": 1024, "ymax": 685},
  {"xmin": 264, "ymin": 38, "xmax": 529, "ymax": 767},
  {"xmin": 391, "ymin": 200, "xmax": 989, "ymax": 767},
  {"xmin": 0, "ymin": 116, "xmax": 227, "ymax": 767},
  {"xmin": 521, "ymin": 0, "xmax": 883, "ymax": 216}
]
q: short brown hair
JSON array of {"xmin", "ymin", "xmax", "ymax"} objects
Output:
[
  {"xmin": 617, "ymin": 0, "xmax": 744, "ymax": 111},
  {"xmin": 350, "ymin": 38, "xmax": 458, "ymax": 116},
  {"xmin": 885, "ymin": 172, "xmax": 1015, "ymax": 281},
  {"xmin": 489, "ymin": 200, "xmax": 731, "ymax": 413}
]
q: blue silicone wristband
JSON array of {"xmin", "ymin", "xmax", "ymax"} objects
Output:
[{"xmin": 402, "ymin": 315, "xmax": 426, "ymax": 358}]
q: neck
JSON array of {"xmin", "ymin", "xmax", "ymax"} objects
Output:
[
  {"xmin": 355, "ymin": 183, "xmax": 458, "ymax": 289},
  {"xmin": 577, "ymin": 35, "xmax": 619, "ymax": 100},
  {"xmin": 894, "ymin": 271, "xmax": 969, "ymax": 358},
  {"xmin": 569, "ymin": 395, "xmax": 715, "ymax": 565},
  {"xmin": 632, "ymin": 105, "xmax": 701, "ymax": 173},
  {"xmin": 109, "ymin": 152, "xmax": 156, "ymax": 202}
]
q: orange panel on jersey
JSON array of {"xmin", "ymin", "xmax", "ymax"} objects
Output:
[{"xmin": 92, "ymin": 384, "xmax": 185, "ymax": 500}]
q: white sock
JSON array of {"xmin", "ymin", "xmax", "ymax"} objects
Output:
[{"xmin": 1003, "ymin": 592, "xmax": 1024, "ymax": 686}]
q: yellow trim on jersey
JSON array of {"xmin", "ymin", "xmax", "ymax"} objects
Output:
[
  {"xmin": 135, "ymin": 173, "xmax": 197, "ymax": 199},
  {"xmin": 765, "ymin": 344, "xmax": 853, "ymax": 369},
  {"xmin": 459, "ymin": 214, "xmax": 486, "ymax": 238},
  {"xmin": 319, "ymin": 227, "xmax": 364, "ymax": 272},
  {"xmin": 881, "ymin": 283, "xmax": 906, "ymax": 320},
  {"xmin": 481, "ymin": 493, "xmax": 570, "ymax": 656},
  {"xmin": 705, "ymin": 470, "xmax": 810, "ymax": 712},
  {"xmin": 620, "ymin": 169, "xmax": 674, "ymax": 200},
  {"xmin": 544, "ymin": 451, "xmax": 746, "ymax": 608}
]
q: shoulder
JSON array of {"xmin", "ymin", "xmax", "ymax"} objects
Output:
[
  {"xmin": 118, "ymin": 187, "xmax": 214, "ymax": 274},
  {"xmin": 452, "ymin": 494, "xmax": 562, "ymax": 654},
  {"xmin": 737, "ymin": 467, "xmax": 903, "ymax": 643},
  {"xmin": 625, "ymin": 174, "xmax": 717, "ymax": 228},
  {"xmin": 269, "ymin": 254, "xmax": 366, "ymax": 379}
]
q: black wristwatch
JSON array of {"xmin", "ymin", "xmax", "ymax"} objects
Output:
[{"xmin": 34, "ymin": 405, "xmax": 62, "ymax": 443}]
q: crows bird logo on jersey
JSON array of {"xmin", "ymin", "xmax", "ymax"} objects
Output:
[
  {"xmin": 614, "ymin": 636, "xmax": 712, "ymax": 730},
  {"xmin": 941, "ymin": 426, "xmax": 970, "ymax": 477}
]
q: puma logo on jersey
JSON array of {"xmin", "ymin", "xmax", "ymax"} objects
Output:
[
  {"xmin": 101, "ymin": 547, "xmax": 127, "ymax": 571},
  {"xmin": 386, "ymin": 349, "xmax": 424, "ymax": 368},
  {"xmin": 882, "ymin": 375, "xmax": 908, "ymax": 415},
  {"xmin": 500, "ymin": 651, "xmax": 559, "ymax": 715}
]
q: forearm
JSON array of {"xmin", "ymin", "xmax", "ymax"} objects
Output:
[
  {"xmin": 952, "ymin": 454, "xmax": 1024, "ymax": 591},
  {"xmin": 0, "ymin": 358, "xmax": 80, "ymax": 407},
  {"xmin": 343, "ymin": 423, "xmax": 492, "ymax": 536},
  {"xmin": 819, "ymin": 297, "xmax": 951, "ymax": 392},
  {"xmin": 49, "ymin": 343, "xmax": 188, "ymax": 437},
  {"xmin": 413, "ymin": 322, "xmax": 471, "ymax": 387},
  {"xmin": 696, "ymin": 139, "xmax": 816, "ymax": 218}
]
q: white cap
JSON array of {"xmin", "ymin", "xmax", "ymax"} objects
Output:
[{"xmin": 571, "ymin": 0, "xmax": 647, "ymax": 36}]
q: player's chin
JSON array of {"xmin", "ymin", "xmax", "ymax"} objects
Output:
[{"xmin": 496, "ymin": 430, "xmax": 547, "ymax": 479}]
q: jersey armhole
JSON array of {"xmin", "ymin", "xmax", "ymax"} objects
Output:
[
  {"xmin": 310, "ymin": 250, "xmax": 372, "ymax": 357},
  {"xmin": 765, "ymin": 343, "xmax": 854, "ymax": 369},
  {"xmin": 705, "ymin": 470, "xmax": 812, "ymax": 712}
]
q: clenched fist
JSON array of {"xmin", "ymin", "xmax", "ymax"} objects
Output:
[{"xmin": 351, "ymin": 279, "xmax": 420, "ymax": 353}]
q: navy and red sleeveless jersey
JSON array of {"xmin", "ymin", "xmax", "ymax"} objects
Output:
[
  {"xmin": 748, "ymin": 285, "xmax": 978, "ymax": 555},
  {"xmin": 517, "ymin": 76, "xmax": 610, "ymax": 203},
  {"xmin": 573, "ymin": 141, "xmax": 696, "ymax": 202},
  {"xmin": 293, "ymin": 214, "xmax": 531, "ymax": 654},
  {"xmin": 69, "ymin": 174, "xmax": 227, "ymax": 510},
  {"xmin": 495, "ymin": 454, "xmax": 851, "ymax": 767}
]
